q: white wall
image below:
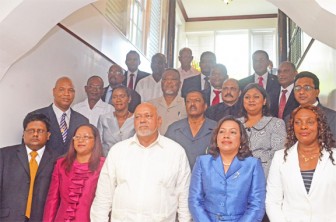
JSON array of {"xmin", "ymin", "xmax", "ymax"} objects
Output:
[{"xmin": 0, "ymin": 26, "xmax": 112, "ymax": 147}]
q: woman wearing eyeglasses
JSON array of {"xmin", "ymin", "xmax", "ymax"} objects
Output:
[
  {"xmin": 97, "ymin": 85, "xmax": 135, "ymax": 156},
  {"xmin": 43, "ymin": 124, "xmax": 105, "ymax": 222}
]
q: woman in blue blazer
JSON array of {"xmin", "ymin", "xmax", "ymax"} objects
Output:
[{"xmin": 189, "ymin": 116, "xmax": 266, "ymax": 222}]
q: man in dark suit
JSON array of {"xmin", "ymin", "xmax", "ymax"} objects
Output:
[
  {"xmin": 238, "ymin": 50, "xmax": 280, "ymax": 110},
  {"xmin": 205, "ymin": 78, "xmax": 242, "ymax": 121},
  {"xmin": 122, "ymin": 50, "xmax": 150, "ymax": 91},
  {"xmin": 0, "ymin": 113, "xmax": 59, "ymax": 222},
  {"xmin": 270, "ymin": 61, "xmax": 299, "ymax": 119},
  {"xmin": 31, "ymin": 77, "xmax": 89, "ymax": 155},
  {"xmin": 201, "ymin": 63, "xmax": 228, "ymax": 106},
  {"xmin": 293, "ymin": 71, "xmax": 336, "ymax": 139},
  {"xmin": 181, "ymin": 51, "xmax": 216, "ymax": 98},
  {"xmin": 102, "ymin": 64, "xmax": 141, "ymax": 113}
]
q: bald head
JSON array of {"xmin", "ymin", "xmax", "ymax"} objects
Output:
[{"xmin": 53, "ymin": 76, "xmax": 75, "ymax": 112}]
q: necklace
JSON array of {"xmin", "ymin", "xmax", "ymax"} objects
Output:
[
  {"xmin": 299, "ymin": 152, "xmax": 319, "ymax": 162},
  {"xmin": 222, "ymin": 161, "xmax": 231, "ymax": 166}
]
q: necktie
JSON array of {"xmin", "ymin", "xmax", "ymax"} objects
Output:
[
  {"xmin": 204, "ymin": 76, "xmax": 210, "ymax": 90},
  {"xmin": 212, "ymin": 90, "xmax": 221, "ymax": 106},
  {"xmin": 128, "ymin": 73, "xmax": 134, "ymax": 90},
  {"xmin": 258, "ymin": 76, "xmax": 264, "ymax": 88},
  {"xmin": 60, "ymin": 113, "xmax": 68, "ymax": 143},
  {"xmin": 278, "ymin": 89, "xmax": 288, "ymax": 119},
  {"xmin": 25, "ymin": 151, "xmax": 38, "ymax": 218}
]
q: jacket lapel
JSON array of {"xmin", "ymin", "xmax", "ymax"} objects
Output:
[
  {"xmin": 36, "ymin": 147, "xmax": 53, "ymax": 176},
  {"xmin": 309, "ymin": 149, "xmax": 329, "ymax": 195},
  {"xmin": 225, "ymin": 157, "xmax": 242, "ymax": 179},
  {"xmin": 212, "ymin": 156, "xmax": 226, "ymax": 180},
  {"xmin": 16, "ymin": 145, "xmax": 30, "ymax": 175}
]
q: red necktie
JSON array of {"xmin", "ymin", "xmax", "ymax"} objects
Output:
[
  {"xmin": 258, "ymin": 76, "xmax": 264, "ymax": 88},
  {"xmin": 128, "ymin": 73, "xmax": 134, "ymax": 89},
  {"xmin": 212, "ymin": 90, "xmax": 221, "ymax": 106},
  {"xmin": 278, "ymin": 89, "xmax": 288, "ymax": 119}
]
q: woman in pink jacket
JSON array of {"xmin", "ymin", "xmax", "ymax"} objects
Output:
[{"xmin": 43, "ymin": 124, "xmax": 105, "ymax": 222}]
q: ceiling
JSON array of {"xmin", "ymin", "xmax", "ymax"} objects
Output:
[{"xmin": 180, "ymin": 0, "xmax": 278, "ymax": 19}]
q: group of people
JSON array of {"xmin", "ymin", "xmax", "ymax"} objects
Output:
[{"xmin": 0, "ymin": 47, "xmax": 336, "ymax": 222}]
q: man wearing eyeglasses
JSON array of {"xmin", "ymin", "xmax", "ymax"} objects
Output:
[
  {"xmin": 270, "ymin": 61, "xmax": 299, "ymax": 120},
  {"xmin": 0, "ymin": 113, "xmax": 58, "ymax": 222},
  {"xmin": 72, "ymin": 76, "xmax": 114, "ymax": 126},
  {"xmin": 293, "ymin": 71, "xmax": 336, "ymax": 139},
  {"xmin": 102, "ymin": 64, "xmax": 141, "ymax": 113}
]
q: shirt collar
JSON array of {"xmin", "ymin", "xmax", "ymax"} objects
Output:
[
  {"xmin": 25, "ymin": 145, "xmax": 46, "ymax": 159},
  {"xmin": 52, "ymin": 103, "xmax": 71, "ymax": 117},
  {"xmin": 281, "ymin": 83, "xmax": 294, "ymax": 92},
  {"xmin": 129, "ymin": 133, "xmax": 165, "ymax": 149}
]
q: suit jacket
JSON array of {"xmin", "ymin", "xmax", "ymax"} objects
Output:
[
  {"xmin": 31, "ymin": 105, "xmax": 89, "ymax": 155},
  {"xmin": 0, "ymin": 144, "xmax": 58, "ymax": 222},
  {"xmin": 266, "ymin": 143, "xmax": 336, "ymax": 221},
  {"xmin": 318, "ymin": 103, "xmax": 336, "ymax": 140},
  {"xmin": 181, "ymin": 74, "xmax": 202, "ymax": 98},
  {"xmin": 122, "ymin": 70, "xmax": 150, "ymax": 90},
  {"xmin": 270, "ymin": 89, "xmax": 299, "ymax": 119},
  {"xmin": 201, "ymin": 88, "xmax": 211, "ymax": 106},
  {"xmin": 101, "ymin": 86, "xmax": 141, "ymax": 113},
  {"xmin": 189, "ymin": 155, "xmax": 266, "ymax": 222},
  {"xmin": 205, "ymin": 101, "xmax": 242, "ymax": 121},
  {"xmin": 238, "ymin": 73, "xmax": 280, "ymax": 110}
]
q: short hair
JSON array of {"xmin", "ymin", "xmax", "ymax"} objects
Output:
[
  {"xmin": 240, "ymin": 83, "xmax": 271, "ymax": 118},
  {"xmin": 126, "ymin": 50, "xmax": 140, "ymax": 60},
  {"xmin": 208, "ymin": 115, "xmax": 252, "ymax": 159},
  {"xmin": 112, "ymin": 84, "xmax": 131, "ymax": 98},
  {"xmin": 212, "ymin": 63, "xmax": 228, "ymax": 76},
  {"xmin": 280, "ymin": 61, "xmax": 297, "ymax": 72},
  {"xmin": 184, "ymin": 90, "xmax": 207, "ymax": 104},
  {"xmin": 86, "ymin": 75, "xmax": 104, "ymax": 86},
  {"xmin": 200, "ymin": 51, "xmax": 216, "ymax": 63},
  {"xmin": 23, "ymin": 113, "xmax": 50, "ymax": 132},
  {"xmin": 179, "ymin": 47, "xmax": 192, "ymax": 56},
  {"xmin": 252, "ymin": 50, "xmax": 269, "ymax": 60},
  {"xmin": 162, "ymin": 68, "xmax": 180, "ymax": 80},
  {"xmin": 62, "ymin": 124, "xmax": 104, "ymax": 172},
  {"xmin": 294, "ymin": 71, "xmax": 320, "ymax": 90}
]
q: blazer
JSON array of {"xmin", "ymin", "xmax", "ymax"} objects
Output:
[
  {"xmin": 270, "ymin": 89, "xmax": 299, "ymax": 119},
  {"xmin": 201, "ymin": 87, "xmax": 211, "ymax": 106},
  {"xmin": 189, "ymin": 155, "xmax": 266, "ymax": 222},
  {"xmin": 181, "ymin": 74, "xmax": 202, "ymax": 98},
  {"xmin": 205, "ymin": 100, "xmax": 242, "ymax": 121},
  {"xmin": 101, "ymin": 86, "xmax": 141, "ymax": 113},
  {"xmin": 266, "ymin": 143, "xmax": 336, "ymax": 221},
  {"xmin": 30, "ymin": 105, "xmax": 89, "ymax": 155},
  {"xmin": 122, "ymin": 70, "xmax": 150, "ymax": 90},
  {"xmin": 0, "ymin": 144, "xmax": 58, "ymax": 222},
  {"xmin": 318, "ymin": 103, "xmax": 336, "ymax": 140},
  {"xmin": 238, "ymin": 73, "xmax": 280, "ymax": 110}
]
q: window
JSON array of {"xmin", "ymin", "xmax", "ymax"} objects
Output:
[{"xmin": 129, "ymin": 0, "xmax": 146, "ymax": 50}]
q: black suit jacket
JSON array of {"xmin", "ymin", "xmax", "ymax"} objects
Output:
[
  {"xmin": 122, "ymin": 70, "xmax": 150, "ymax": 90},
  {"xmin": 0, "ymin": 144, "xmax": 58, "ymax": 222},
  {"xmin": 318, "ymin": 103, "xmax": 336, "ymax": 140},
  {"xmin": 238, "ymin": 73, "xmax": 280, "ymax": 111},
  {"xmin": 101, "ymin": 86, "xmax": 141, "ymax": 113},
  {"xmin": 181, "ymin": 74, "xmax": 202, "ymax": 98},
  {"xmin": 205, "ymin": 100, "xmax": 242, "ymax": 122},
  {"xmin": 270, "ymin": 89, "xmax": 299, "ymax": 119},
  {"xmin": 30, "ymin": 105, "xmax": 89, "ymax": 155},
  {"xmin": 201, "ymin": 88, "xmax": 211, "ymax": 107}
]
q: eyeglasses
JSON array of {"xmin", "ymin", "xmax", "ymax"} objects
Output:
[
  {"xmin": 73, "ymin": 135, "xmax": 94, "ymax": 141},
  {"xmin": 294, "ymin": 85, "xmax": 315, "ymax": 92},
  {"xmin": 25, "ymin": 129, "xmax": 46, "ymax": 135}
]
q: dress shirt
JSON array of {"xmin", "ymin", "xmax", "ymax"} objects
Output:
[
  {"xmin": 165, "ymin": 118, "xmax": 217, "ymax": 168},
  {"xmin": 72, "ymin": 99, "xmax": 114, "ymax": 126},
  {"xmin": 126, "ymin": 70, "xmax": 139, "ymax": 88},
  {"xmin": 266, "ymin": 143, "xmax": 336, "ymax": 221},
  {"xmin": 200, "ymin": 73, "xmax": 208, "ymax": 91},
  {"xmin": 25, "ymin": 146, "xmax": 46, "ymax": 165},
  {"xmin": 52, "ymin": 104, "xmax": 70, "ymax": 127},
  {"xmin": 278, "ymin": 84, "xmax": 294, "ymax": 104},
  {"xmin": 148, "ymin": 96, "xmax": 187, "ymax": 134},
  {"xmin": 135, "ymin": 75, "xmax": 163, "ymax": 102},
  {"xmin": 97, "ymin": 113, "xmax": 135, "ymax": 156},
  {"xmin": 237, "ymin": 116, "xmax": 286, "ymax": 177},
  {"xmin": 177, "ymin": 67, "xmax": 200, "ymax": 82},
  {"xmin": 254, "ymin": 72, "xmax": 268, "ymax": 89},
  {"xmin": 209, "ymin": 86, "xmax": 223, "ymax": 104},
  {"xmin": 90, "ymin": 134, "xmax": 192, "ymax": 222}
]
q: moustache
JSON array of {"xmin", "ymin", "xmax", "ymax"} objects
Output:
[{"xmin": 224, "ymin": 93, "xmax": 234, "ymax": 98}]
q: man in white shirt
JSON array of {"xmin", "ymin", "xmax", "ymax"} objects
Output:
[
  {"xmin": 72, "ymin": 76, "xmax": 114, "ymax": 126},
  {"xmin": 177, "ymin": 47, "xmax": 199, "ymax": 82},
  {"xmin": 149, "ymin": 69, "xmax": 187, "ymax": 134},
  {"xmin": 135, "ymin": 53, "xmax": 167, "ymax": 102},
  {"xmin": 91, "ymin": 103, "xmax": 191, "ymax": 222}
]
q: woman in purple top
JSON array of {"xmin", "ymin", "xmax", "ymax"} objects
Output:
[{"xmin": 43, "ymin": 124, "xmax": 105, "ymax": 222}]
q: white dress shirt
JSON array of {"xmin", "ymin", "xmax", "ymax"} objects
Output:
[
  {"xmin": 254, "ymin": 72, "xmax": 269, "ymax": 89},
  {"xmin": 126, "ymin": 70, "xmax": 139, "ymax": 88},
  {"xmin": 90, "ymin": 134, "xmax": 192, "ymax": 222},
  {"xmin": 210, "ymin": 86, "xmax": 223, "ymax": 104},
  {"xmin": 177, "ymin": 67, "xmax": 199, "ymax": 82},
  {"xmin": 72, "ymin": 99, "xmax": 114, "ymax": 126},
  {"xmin": 52, "ymin": 104, "xmax": 71, "ymax": 127},
  {"xmin": 25, "ymin": 146, "xmax": 46, "ymax": 165},
  {"xmin": 135, "ymin": 75, "xmax": 163, "ymax": 102},
  {"xmin": 278, "ymin": 83, "xmax": 294, "ymax": 104}
]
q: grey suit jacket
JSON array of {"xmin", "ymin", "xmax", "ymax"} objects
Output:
[
  {"xmin": 318, "ymin": 103, "xmax": 336, "ymax": 140},
  {"xmin": 30, "ymin": 104, "xmax": 89, "ymax": 155},
  {"xmin": 0, "ymin": 144, "xmax": 58, "ymax": 222}
]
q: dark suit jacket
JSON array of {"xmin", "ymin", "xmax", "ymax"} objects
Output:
[
  {"xmin": 0, "ymin": 144, "xmax": 58, "ymax": 222},
  {"xmin": 181, "ymin": 75, "xmax": 202, "ymax": 98},
  {"xmin": 122, "ymin": 70, "xmax": 150, "ymax": 90},
  {"xmin": 101, "ymin": 86, "xmax": 141, "ymax": 113},
  {"xmin": 238, "ymin": 73, "xmax": 280, "ymax": 112},
  {"xmin": 201, "ymin": 88, "xmax": 211, "ymax": 106},
  {"xmin": 205, "ymin": 101, "xmax": 242, "ymax": 121},
  {"xmin": 270, "ymin": 89, "xmax": 299, "ymax": 119},
  {"xmin": 318, "ymin": 104, "xmax": 336, "ymax": 140},
  {"xmin": 30, "ymin": 105, "xmax": 89, "ymax": 155}
]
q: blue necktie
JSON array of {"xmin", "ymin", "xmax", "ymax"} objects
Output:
[{"xmin": 60, "ymin": 113, "xmax": 68, "ymax": 143}]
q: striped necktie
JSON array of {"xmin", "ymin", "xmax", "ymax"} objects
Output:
[
  {"xmin": 25, "ymin": 151, "xmax": 38, "ymax": 218},
  {"xmin": 60, "ymin": 113, "xmax": 68, "ymax": 143}
]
